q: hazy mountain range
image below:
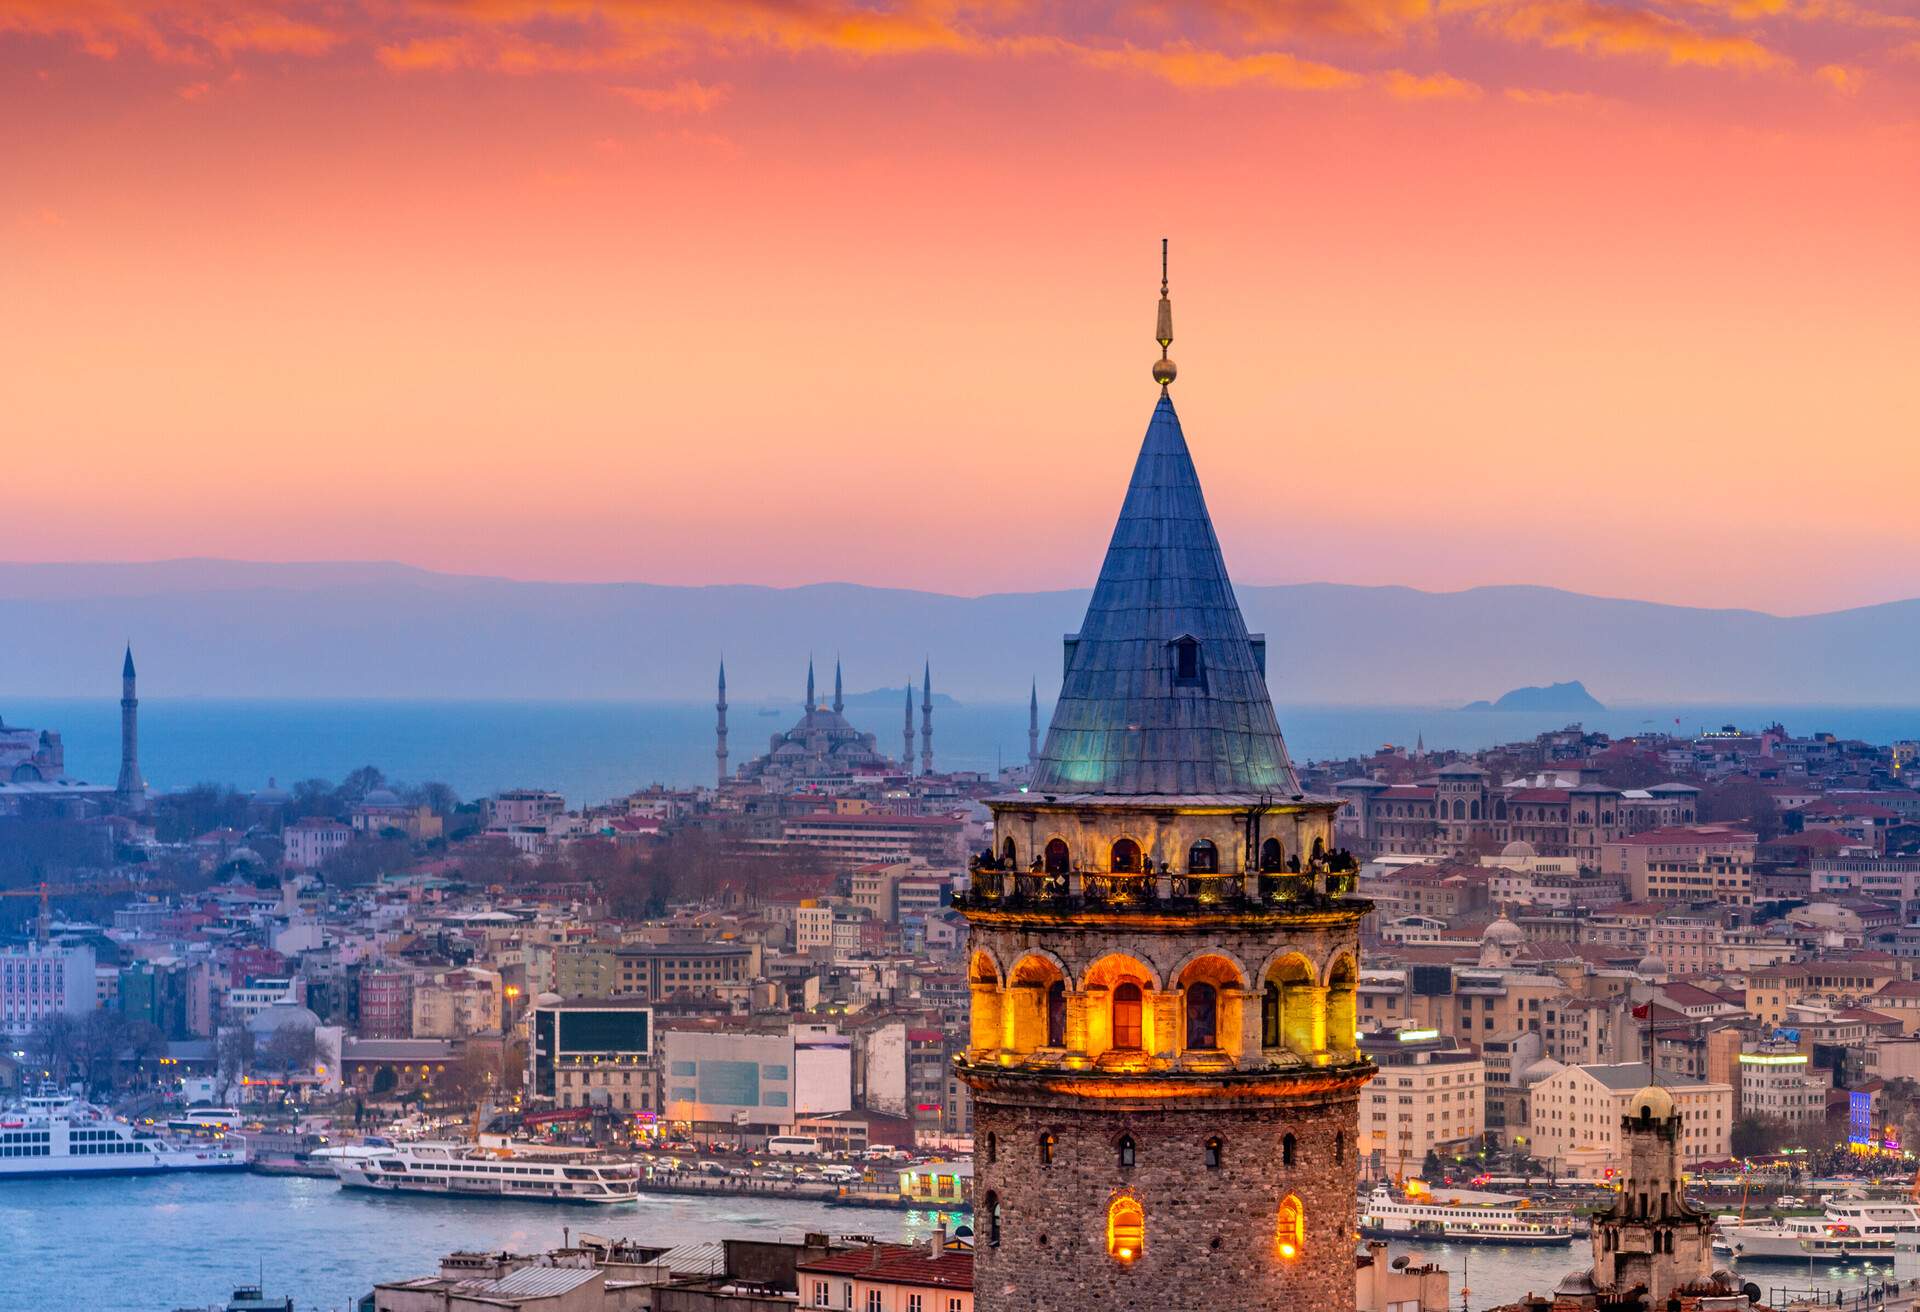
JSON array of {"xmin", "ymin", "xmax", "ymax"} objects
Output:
[{"xmin": 2, "ymin": 559, "xmax": 1916, "ymax": 705}]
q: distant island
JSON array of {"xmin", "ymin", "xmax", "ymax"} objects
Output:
[{"xmin": 1462, "ymin": 680, "xmax": 1605, "ymax": 712}]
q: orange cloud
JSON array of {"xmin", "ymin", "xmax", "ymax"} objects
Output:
[
  {"xmin": 608, "ymin": 78, "xmax": 731, "ymax": 112},
  {"xmin": 1077, "ymin": 40, "xmax": 1364, "ymax": 91},
  {"xmin": 1503, "ymin": 84, "xmax": 1599, "ymax": 103},
  {"xmin": 1815, "ymin": 61, "xmax": 1862, "ymax": 91},
  {"xmin": 1384, "ymin": 67, "xmax": 1484, "ymax": 97},
  {"xmin": 1481, "ymin": 0, "xmax": 1791, "ymax": 71}
]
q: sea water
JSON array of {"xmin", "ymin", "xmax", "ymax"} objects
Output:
[{"xmin": 10, "ymin": 698, "xmax": 1920, "ymax": 807}]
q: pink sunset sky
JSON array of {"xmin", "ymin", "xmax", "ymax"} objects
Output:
[{"xmin": 4, "ymin": 0, "xmax": 1917, "ymax": 614}]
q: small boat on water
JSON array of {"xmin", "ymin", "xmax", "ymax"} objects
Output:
[
  {"xmin": 1360, "ymin": 1185, "xmax": 1575, "ymax": 1246},
  {"xmin": 0, "ymin": 1094, "xmax": 245, "ymax": 1179},
  {"xmin": 317, "ymin": 1134, "xmax": 640, "ymax": 1204},
  {"xmin": 1712, "ymin": 1215, "xmax": 1898, "ymax": 1262}
]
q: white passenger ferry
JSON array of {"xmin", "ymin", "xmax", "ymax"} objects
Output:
[
  {"xmin": 1821, "ymin": 1197, "xmax": 1920, "ymax": 1248},
  {"xmin": 319, "ymin": 1136, "xmax": 640, "ymax": 1204},
  {"xmin": 0, "ymin": 1094, "xmax": 245, "ymax": 1178},
  {"xmin": 1360, "ymin": 1185, "xmax": 1575, "ymax": 1246},
  {"xmin": 1713, "ymin": 1215, "xmax": 1898, "ymax": 1262}
]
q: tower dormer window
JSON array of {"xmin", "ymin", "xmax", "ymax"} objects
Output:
[{"xmin": 1170, "ymin": 635, "xmax": 1204, "ymax": 688}]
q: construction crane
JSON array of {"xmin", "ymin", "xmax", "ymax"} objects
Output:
[{"xmin": 0, "ymin": 880, "xmax": 145, "ymax": 944}]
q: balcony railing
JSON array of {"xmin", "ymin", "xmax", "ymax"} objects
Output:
[{"xmin": 958, "ymin": 855, "xmax": 1360, "ymax": 913}]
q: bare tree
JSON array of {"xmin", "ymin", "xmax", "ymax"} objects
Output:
[{"xmin": 214, "ymin": 1026, "xmax": 256, "ymax": 1105}]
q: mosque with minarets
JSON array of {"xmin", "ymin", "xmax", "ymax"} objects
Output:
[{"xmin": 716, "ymin": 657, "xmax": 941, "ymax": 792}]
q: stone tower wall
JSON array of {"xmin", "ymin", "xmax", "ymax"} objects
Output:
[{"xmin": 973, "ymin": 1085, "xmax": 1361, "ymax": 1312}]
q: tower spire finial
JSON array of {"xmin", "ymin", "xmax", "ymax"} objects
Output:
[{"xmin": 1152, "ymin": 237, "xmax": 1176, "ymax": 393}]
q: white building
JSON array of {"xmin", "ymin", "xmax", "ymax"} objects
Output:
[
  {"xmin": 1738, "ymin": 1043, "xmax": 1830, "ymax": 1123},
  {"xmin": 0, "ymin": 942, "xmax": 97, "ymax": 1034},
  {"xmin": 1525, "ymin": 1062, "xmax": 1732, "ymax": 1179},
  {"xmin": 1358, "ymin": 1025, "xmax": 1486, "ymax": 1180},
  {"xmin": 660, "ymin": 1022, "xmax": 852, "ymax": 1137},
  {"xmin": 283, "ymin": 817, "xmax": 352, "ymax": 870}
]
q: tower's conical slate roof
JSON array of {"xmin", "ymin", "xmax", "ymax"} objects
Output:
[{"xmin": 1028, "ymin": 393, "xmax": 1301, "ymax": 798}]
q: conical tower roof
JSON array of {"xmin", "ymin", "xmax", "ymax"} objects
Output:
[{"xmin": 1028, "ymin": 392, "xmax": 1301, "ymax": 798}]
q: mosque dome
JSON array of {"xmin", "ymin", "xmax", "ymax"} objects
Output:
[
  {"xmin": 536, "ymin": 992, "xmax": 563, "ymax": 1006},
  {"xmin": 1637, "ymin": 953, "xmax": 1668, "ymax": 978},
  {"xmin": 247, "ymin": 1002, "xmax": 320, "ymax": 1036},
  {"xmin": 1483, "ymin": 914, "xmax": 1525, "ymax": 947},
  {"xmin": 254, "ymin": 777, "xmax": 291, "ymax": 805},
  {"xmin": 1628, "ymin": 1083, "xmax": 1676, "ymax": 1121},
  {"xmin": 1501, "ymin": 839, "xmax": 1537, "ymax": 858},
  {"xmin": 363, "ymin": 788, "xmax": 403, "ymax": 806}
]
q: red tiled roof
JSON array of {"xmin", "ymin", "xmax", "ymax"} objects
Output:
[
  {"xmin": 798, "ymin": 1245, "xmax": 974, "ymax": 1291},
  {"xmin": 1508, "ymin": 789, "xmax": 1570, "ymax": 803}
]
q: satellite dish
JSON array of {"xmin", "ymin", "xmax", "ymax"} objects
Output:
[
  {"xmin": 1391, "ymin": 1256, "xmax": 1411, "ymax": 1270},
  {"xmin": 1742, "ymin": 1283, "xmax": 1762, "ymax": 1304}
]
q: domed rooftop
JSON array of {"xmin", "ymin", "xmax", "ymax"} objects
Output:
[
  {"xmin": 1637, "ymin": 953, "xmax": 1668, "ymax": 977},
  {"xmin": 247, "ymin": 1002, "xmax": 320, "ymax": 1035},
  {"xmin": 1501, "ymin": 839, "xmax": 1537, "ymax": 858},
  {"xmin": 1483, "ymin": 914, "xmax": 1525, "ymax": 946},
  {"xmin": 1628, "ymin": 1083, "xmax": 1676, "ymax": 1121},
  {"xmin": 363, "ymin": 787, "xmax": 403, "ymax": 806}
]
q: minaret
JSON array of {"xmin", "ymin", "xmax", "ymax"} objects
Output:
[
  {"xmin": 920, "ymin": 661, "xmax": 934, "ymax": 776},
  {"xmin": 959, "ymin": 244, "xmax": 1370, "ymax": 1312},
  {"xmin": 805, "ymin": 658, "xmax": 815, "ymax": 713},
  {"xmin": 715, "ymin": 660, "xmax": 729, "ymax": 788},
  {"xmin": 1028, "ymin": 679, "xmax": 1040, "ymax": 766},
  {"xmin": 903, "ymin": 683, "xmax": 916, "ymax": 775},
  {"xmin": 115, "ymin": 644, "xmax": 145, "ymax": 806},
  {"xmin": 833, "ymin": 659, "xmax": 844, "ymax": 715}
]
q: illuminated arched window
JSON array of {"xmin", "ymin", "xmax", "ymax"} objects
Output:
[
  {"xmin": 1275, "ymin": 1194, "xmax": 1304, "ymax": 1262},
  {"xmin": 1045, "ymin": 980, "xmax": 1067, "ymax": 1048},
  {"xmin": 1186, "ymin": 982, "xmax": 1217, "ymax": 1050},
  {"xmin": 1039, "ymin": 1131, "xmax": 1055, "ymax": 1166},
  {"xmin": 1282, "ymin": 1132, "xmax": 1296, "ymax": 1167},
  {"xmin": 1187, "ymin": 840, "xmax": 1218, "ymax": 873},
  {"xmin": 1112, "ymin": 983, "xmax": 1143, "ymax": 1050},
  {"xmin": 1259, "ymin": 837, "xmax": 1284, "ymax": 873},
  {"xmin": 1261, "ymin": 981, "xmax": 1281, "ymax": 1048},
  {"xmin": 1118, "ymin": 1134, "xmax": 1135, "ymax": 1168},
  {"xmin": 1107, "ymin": 1195, "xmax": 1144, "ymax": 1263},
  {"xmin": 1110, "ymin": 838, "xmax": 1141, "ymax": 874},
  {"xmin": 1000, "ymin": 836, "xmax": 1016, "ymax": 866},
  {"xmin": 1204, "ymin": 1136, "xmax": 1223, "ymax": 1170},
  {"xmin": 1044, "ymin": 838, "xmax": 1070, "ymax": 874}
]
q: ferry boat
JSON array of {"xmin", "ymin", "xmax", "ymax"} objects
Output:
[
  {"xmin": 0, "ymin": 1094, "xmax": 246, "ymax": 1178},
  {"xmin": 1821, "ymin": 1197, "xmax": 1920, "ymax": 1248},
  {"xmin": 319, "ymin": 1136, "xmax": 640, "ymax": 1204},
  {"xmin": 1360, "ymin": 1185, "xmax": 1575, "ymax": 1246},
  {"xmin": 1712, "ymin": 1215, "xmax": 1898, "ymax": 1262}
]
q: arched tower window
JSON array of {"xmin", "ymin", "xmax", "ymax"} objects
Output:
[
  {"xmin": 985, "ymin": 1192, "xmax": 1001, "ymax": 1247},
  {"xmin": 1045, "ymin": 980, "xmax": 1067, "ymax": 1048},
  {"xmin": 1112, "ymin": 983, "xmax": 1143, "ymax": 1049},
  {"xmin": 1039, "ymin": 1132, "xmax": 1055, "ymax": 1166},
  {"xmin": 1261, "ymin": 981, "xmax": 1282, "ymax": 1048},
  {"xmin": 1187, "ymin": 839, "xmax": 1218, "ymax": 873},
  {"xmin": 1044, "ymin": 837, "xmax": 1070, "ymax": 874},
  {"xmin": 1118, "ymin": 1134, "xmax": 1135, "ymax": 1168},
  {"xmin": 1470, "ymin": 800, "xmax": 1480, "ymax": 820},
  {"xmin": 1453, "ymin": 799, "xmax": 1466, "ymax": 820},
  {"xmin": 1282, "ymin": 1132, "xmax": 1296, "ymax": 1167},
  {"xmin": 1204, "ymin": 1136, "xmax": 1223, "ymax": 1170},
  {"xmin": 1000, "ymin": 836, "xmax": 1016, "ymax": 866},
  {"xmin": 1186, "ymin": 982, "xmax": 1218, "ymax": 1049},
  {"xmin": 985, "ymin": 1132, "xmax": 997, "ymax": 1164},
  {"xmin": 1110, "ymin": 838, "xmax": 1141, "ymax": 874},
  {"xmin": 1275, "ymin": 1194, "xmax": 1304, "ymax": 1261},
  {"xmin": 1107, "ymin": 1196, "xmax": 1144, "ymax": 1263},
  {"xmin": 1259, "ymin": 837, "xmax": 1284, "ymax": 872}
]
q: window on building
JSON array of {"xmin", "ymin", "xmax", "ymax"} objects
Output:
[
  {"xmin": 1276, "ymin": 1194, "xmax": 1305, "ymax": 1260},
  {"xmin": 867, "ymin": 1292, "xmax": 883, "ymax": 1312},
  {"xmin": 1000, "ymin": 836, "xmax": 1016, "ymax": 866},
  {"xmin": 1262, "ymin": 981, "xmax": 1282, "ymax": 1047},
  {"xmin": 1204, "ymin": 1136, "xmax": 1223, "ymax": 1170},
  {"xmin": 1044, "ymin": 838, "xmax": 1070, "ymax": 874},
  {"xmin": 1118, "ymin": 1133, "xmax": 1135, "ymax": 1168},
  {"xmin": 813, "ymin": 1281, "xmax": 830, "ymax": 1307},
  {"xmin": 1187, "ymin": 982, "xmax": 1218, "ymax": 1049},
  {"xmin": 1111, "ymin": 839, "xmax": 1142, "ymax": 874},
  {"xmin": 1283, "ymin": 1132, "xmax": 1297, "ymax": 1166},
  {"xmin": 1107, "ymin": 1195, "xmax": 1145, "ymax": 1263},
  {"xmin": 1113, "ymin": 983, "xmax": 1143, "ymax": 1049},
  {"xmin": 985, "ymin": 1132, "xmax": 996, "ymax": 1164},
  {"xmin": 1188, "ymin": 840, "xmax": 1218, "ymax": 874},
  {"xmin": 985, "ymin": 1192, "xmax": 1001, "ymax": 1247},
  {"xmin": 1172, "ymin": 635, "xmax": 1202, "ymax": 686},
  {"xmin": 1335, "ymin": 1131, "xmax": 1344, "ymax": 1164},
  {"xmin": 1046, "ymin": 980, "xmax": 1067, "ymax": 1048},
  {"xmin": 1039, "ymin": 1132, "xmax": 1055, "ymax": 1166}
]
